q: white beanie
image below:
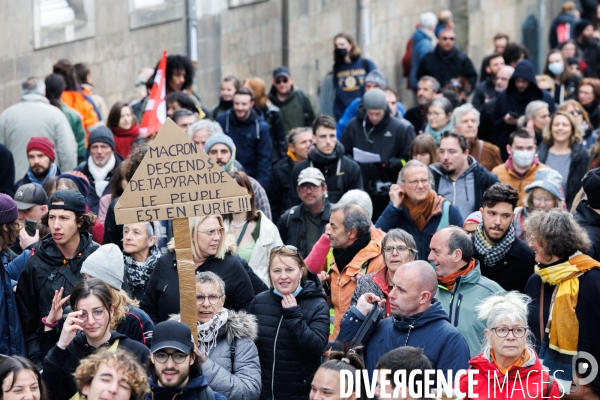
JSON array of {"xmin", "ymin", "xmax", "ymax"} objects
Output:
[{"xmin": 81, "ymin": 244, "xmax": 124, "ymax": 290}]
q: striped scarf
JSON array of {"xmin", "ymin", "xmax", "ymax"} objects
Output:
[{"xmin": 473, "ymin": 223, "xmax": 515, "ymax": 267}]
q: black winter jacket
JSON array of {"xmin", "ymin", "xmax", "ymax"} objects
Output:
[
  {"xmin": 141, "ymin": 252, "xmax": 255, "ymax": 324},
  {"xmin": 248, "ymin": 272, "xmax": 329, "ymax": 400},
  {"xmin": 277, "ymin": 202, "xmax": 331, "ymax": 258},
  {"xmin": 75, "ymin": 152, "xmax": 125, "ymax": 214},
  {"xmin": 473, "ymin": 234, "xmax": 535, "ymax": 293},
  {"xmin": 341, "ymin": 110, "xmax": 415, "ymax": 195},
  {"xmin": 41, "ymin": 330, "xmax": 149, "ymax": 400},
  {"xmin": 289, "ymin": 143, "xmax": 363, "ymax": 206},
  {"xmin": 574, "ymin": 200, "xmax": 600, "ymax": 260},
  {"xmin": 537, "ymin": 141, "xmax": 589, "ymax": 209},
  {"xmin": 257, "ymin": 105, "xmax": 287, "ymax": 165},
  {"xmin": 416, "ymin": 45, "xmax": 478, "ymax": 92},
  {"xmin": 15, "ymin": 233, "xmax": 99, "ymax": 364},
  {"xmin": 267, "ymin": 156, "xmax": 296, "ymax": 223}
]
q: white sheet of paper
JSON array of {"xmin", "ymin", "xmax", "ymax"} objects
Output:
[{"xmin": 353, "ymin": 147, "xmax": 382, "ymax": 163}]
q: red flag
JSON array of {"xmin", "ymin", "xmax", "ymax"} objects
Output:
[{"xmin": 140, "ymin": 50, "xmax": 168, "ymax": 138}]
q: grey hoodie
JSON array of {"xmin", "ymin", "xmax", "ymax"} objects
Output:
[{"xmin": 431, "ymin": 155, "xmax": 478, "ymax": 219}]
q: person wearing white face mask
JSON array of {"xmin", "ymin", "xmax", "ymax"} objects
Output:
[
  {"xmin": 492, "ymin": 129, "xmax": 551, "ymax": 205},
  {"xmin": 543, "ymin": 49, "xmax": 581, "ymax": 105}
]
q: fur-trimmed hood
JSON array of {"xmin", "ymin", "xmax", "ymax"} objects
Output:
[{"xmin": 169, "ymin": 309, "xmax": 258, "ymax": 342}]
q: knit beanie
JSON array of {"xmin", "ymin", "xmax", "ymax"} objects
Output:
[
  {"xmin": 583, "ymin": 167, "xmax": 600, "ymax": 209},
  {"xmin": 81, "ymin": 244, "xmax": 124, "ymax": 290},
  {"xmin": 27, "ymin": 137, "xmax": 56, "ymax": 162},
  {"xmin": 0, "ymin": 194, "xmax": 18, "ymax": 224},
  {"xmin": 205, "ymin": 134, "xmax": 235, "ymax": 154},
  {"xmin": 88, "ymin": 126, "xmax": 115, "ymax": 150},
  {"xmin": 575, "ymin": 19, "xmax": 592, "ymax": 39},
  {"xmin": 58, "ymin": 171, "xmax": 91, "ymax": 197},
  {"xmin": 365, "ymin": 70, "xmax": 388, "ymax": 88},
  {"xmin": 363, "ymin": 88, "xmax": 387, "ymax": 110}
]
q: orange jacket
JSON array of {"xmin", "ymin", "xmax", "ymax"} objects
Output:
[
  {"xmin": 492, "ymin": 160, "xmax": 549, "ymax": 206},
  {"xmin": 328, "ymin": 227, "xmax": 385, "ymax": 340},
  {"xmin": 61, "ymin": 91, "xmax": 99, "ymax": 146}
]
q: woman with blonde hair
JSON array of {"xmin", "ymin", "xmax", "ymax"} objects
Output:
[
  {"xmin": 243, "ymin": 77, "xmax": 286, "ymax": 164},
  {"xmin": 537, "ymin": 110, "xmax": 589, "ymax": 208},
  {"xmin": 558, "ymin": 99, "xmax": 597, "ymax": 149},
  {"xmin": 140, "ymin": 214, "xmax": 255, "ymax": 323}
]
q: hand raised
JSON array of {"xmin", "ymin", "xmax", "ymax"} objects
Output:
[
  {"xmin": 389, "ymin": 184, "xmax": 404, "ymax": 208},
  {"xmin": 57, "ymin": 311, "xmax": 84, "ymax": 350},
  {"xmin": 356, "ymin": 293, "xmax": 385, "ymax": 316},
  {"xmin": 47, "ymin": 287, "xmax": 70, "ymax": 325},
  {"xmin": 281, "ymin": 293, "xmax": 298, "ymax": 309}
]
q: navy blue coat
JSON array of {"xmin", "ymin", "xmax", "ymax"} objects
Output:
[
  {"xmin": 217, "ymin": 109, "xmax": 272, "ymax": 188},
  {"xmin": 336, "ymin": 299, "xmax": 471, "ymax": 374},
  {"xmin": 375, "ymin": 200, "xmax": 463, "ymax": 260},
  {"xmin": 0, "ymin": 250, "xmax": 29, "ymax": 356}
]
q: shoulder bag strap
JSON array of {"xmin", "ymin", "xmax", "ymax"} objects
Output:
[
  {"xmin": 235, "ymin": 221, "xmax": 250, "ymax": 247},
  {"xmin": 56, "ymin": 264, "xmax": 81, "ymax": 287},
  {"xmin": 544, "ymin": 374, "xmax": 554, "ymax": 398}
]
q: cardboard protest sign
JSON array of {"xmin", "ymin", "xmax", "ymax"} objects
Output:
[{"xmin": 115, "ymin": 118, "xmax": 251, "ymax": 340}]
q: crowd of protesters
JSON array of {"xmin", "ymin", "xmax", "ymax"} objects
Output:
[{"xmin": 3, "ymin": 4, "xmax": 600, "ymax": 399}]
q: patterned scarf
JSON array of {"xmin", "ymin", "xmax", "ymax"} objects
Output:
[
  {"xmin": 197, "ymin": 309, "xmax": 229, "ymax": 355},
  {"xmin": 124, "ymin": 245, "xmax": 161, "ymax": 290},
  {"xmin": 536, "ymin": 253, "xmax": 600, "ymax": 383},
  {"xmin": 26, "ymin": 163, "xmax": 58, "ymax": 186},
  {"xmin": 473, "ymin": 223, "xmax": 515, "ymax": 267}
]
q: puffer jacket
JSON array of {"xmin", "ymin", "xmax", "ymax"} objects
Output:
[
  {"xmin": 0, "ymin": 250, "xmax": 29, "ymax": 356},
  {"xmin": 172, "ymin": 311, "xmax": 261, "ymax": 400},
  {"xmin": 15, "ymin": 233, "xmax": 99, "ymax": 364},
  {"xmin": 492, "ymin": 158, "xmax": 549, "ymax": 206},
  {"xmin": 459, "ymin": 348, "xmax": 561, "ymax": 399},
  {"xmin": 434, "ymin": 260, "xmax": 504, "ymax": 358},
  {"xmin": 248, "ymin": 271, "xmax": 329, "ymax": 400}
]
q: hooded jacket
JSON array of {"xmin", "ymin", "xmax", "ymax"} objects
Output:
[
  {"xmin": 416, "ymin": 45, "xmax": 478, "ymax": 93},
  {"xmin": 268, "ymin": 86, "xmax": 317, "ymax": 135},
  {"xmin": 492, "ymin": 60, "xmax": 556, "ymax": 152},
  {"xmin": 15, "ymin": 232, "xmax": 99, "ymax": 363},
  {"xmin": 141, "ymin": 252, "xmax": 255, "ymax": 324},
  {"xmin": 336, "ymin": 299, "xmax": 471, "ymax": 375},
  {"xmin": 146, "ymin": 373, "xmax": 227, "ymax": 400},
  {"xmin": 248, "ymin": 271, "xmax": 329, "ymax": 400},
  {"xmin": 574, "ymin": 200, "xmax": 600, "ymax": 261},
  {"xmin": 434, "ymin": 260, "xmax": 504, "ymax": 357},
  {"xmin": 430, "ymin": 156, "xmax": 499, "ymax": 220},
  {"xmin": 336, "ymin": 97, "xmax": 407, "ymax": 138},
  {"xmin": 170, "ymin": 311, "xmax": 261, "ymax": 400},
  {"xmin": 492, "ymin": 158, "xmax": 549, "ymax": 206},
  {"xmin": 340, "ymin": 109, "xmax": 415, "ymax": 196},
  {"xmin": 549, "ymin": 12, "xmax": 578, "ymax": 49},
  {"xmin": 459, "ymin": 348, "xmax": 562, "ymax": 399},
  {"xmin": 217, "ymin": 109, "xmax": 272, "ymax": 188},
  {"xmin": 41, "ymin": 330, "xmax": 149, "ymax": 400},
  {"xmin": 289, "ymin": 142, "xmax": 363, "ymax": 205}
]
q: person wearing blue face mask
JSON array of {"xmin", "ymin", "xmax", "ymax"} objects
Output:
[
  {"xmin": 543, "ymin": 49, "xmax": 581, "ymax": 105},
  {"xmin": 248, "ymin": 245, "xmax": 329, "ymax": 400}
]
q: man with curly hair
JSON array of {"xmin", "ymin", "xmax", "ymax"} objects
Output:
[
  {"xmin": 15, "ymin": 189, "xmax": 99, "ymax": 366},
  {"xmin": 75, "ymin": 347, "xmax": 149, "ymax": 400}
]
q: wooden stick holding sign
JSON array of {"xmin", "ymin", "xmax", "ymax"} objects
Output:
[{"xmin": 114, "ymin": 118, "xmax": 251, "ymax": 342}]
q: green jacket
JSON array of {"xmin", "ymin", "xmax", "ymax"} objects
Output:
[
  {"xmin": 268, "ymin": 86, "xmax": 317, "ymax": 134},
  {"xmin": 434, "ymin": 260, "xmax": 504, "ymax": 358},
  {"xmin": 60, "ymin": 102, "xmax": 86, "ymax": 164}
]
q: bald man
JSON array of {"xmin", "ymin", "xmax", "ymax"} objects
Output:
[
  {"xmin": 336, "ymin": 260, "xmax": 470, "ymax": 375},
  {"xmin": 429, "ymin": 227, "xmax": 504, "ymax": 357}
]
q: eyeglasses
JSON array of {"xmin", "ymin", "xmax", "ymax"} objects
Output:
[
  {"xmin": 298, "ymin": 183, "xmax": 321, "ymax": 192},
  {"xmin": 271, "ymin": 245, "xmax": 299, "ymax": 254},
  {"xmin": 384, "ymin": 244, "xmax": 412, "ymax": 253},
  {"xmin": 402, "ymin": 179, "xmax": 430, "ymax": 187},
  {"xmin": 533, "ymin": 196, "xmax": 555, "ymax": 205},
  {"xmin": 492, "ymin": 327, "xmax": 528, "ymax": 338},
  {"xmin": 440, "ymin": 37, "xmax": 455, "ymax": 41},
  {"xmin": 275, "ymin": 78, "xmax": 288, "ymax": 84},
  {"xmin": 569, "ymin": 109, "xmax": 583, "ymax": 116},
  {"xmin": 153, "ymin": 352, "xmax": 189, "ymax": 364},
  {"xmin": 78, "ymin": 308, "xmax": 107, "ymax": 321},
  {"xmin": 196, "ymin": 294, "xmax": 224, "ymax": 305},
  {"xmin": 198, "ymin": 227, "xmax": 224, "ymax": 238}
]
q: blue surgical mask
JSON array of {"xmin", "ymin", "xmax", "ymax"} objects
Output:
[
  {"xmin": 548, "ymin": 61, "xmax": 564, "ymax": 76},
  {"xmin": 273, "ymin": 278, "xmax": 303, "ymax": 298}
]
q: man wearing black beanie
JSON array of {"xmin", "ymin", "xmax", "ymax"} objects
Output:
[{"xmin": 574, "ymin": 167, "xmax": 600, "ymax": 260}]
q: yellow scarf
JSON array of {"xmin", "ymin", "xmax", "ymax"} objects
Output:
[
  {"xmin": 491, "ymin": 348, "xmax": 530, "ymax": 375},
  {"xmin": 287, "ymin": 148, "xmax": 299, "ymax": 163},
  {"xmin": 535, "ymin": 254, "xmax": 599, "ymax": 356}
]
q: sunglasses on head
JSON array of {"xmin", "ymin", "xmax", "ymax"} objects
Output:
[
  {"xmin": 275, "ymin": 77, "xmax": 289, "ymax": 84},
  {"xmin": 271, "ymin": 245, "xmax": 299, "ymax": 254}
]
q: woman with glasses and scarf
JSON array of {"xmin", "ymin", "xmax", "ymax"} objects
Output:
[
  {"xmin": 248, "ymin": 246, "xmax": 329, "ymax": 400},
  {"xmin": 457, "ymin": 291, "xmax": 561, "ymax": 399},
  {"xmin": 524, "ymin": 210, "xmax": 600, "ymax": 398},
  {"xmin": 141, "ymin": 215, "xmax": 255, "ymax": 324},
  {"xmin": 170, "ymin": 271, "xmax": 261, "ymax": 400},
  {"xmin": 122, "ymin": 222, "xmax": 161, "ymax": 301},
  {"xmin": 39, "ymin": 278, "xmax": 149, "ymax": 400}
]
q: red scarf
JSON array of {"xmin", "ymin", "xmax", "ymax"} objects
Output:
[{"xmin": 112, "ymin": 125, "xmax": 140, "ymax": 158}]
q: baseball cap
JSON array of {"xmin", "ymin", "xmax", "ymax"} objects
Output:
[
  {"xmin": 48, "ymin": 189, "xmax": 87, "ymax": 214},
  {"xmin": 297, "ymin": 167, "xmax": 326, "ymax": 186},
  {"xmin": 14, "ymin": 183, "xmax": 48, "ymax": 210},
  {"xmin": 151, "ymin": 320, "xmax": 194, "ymax": 354},
  {"xmin": 273, "ymin": 66, "xmax": 291, "ymax": 79}
]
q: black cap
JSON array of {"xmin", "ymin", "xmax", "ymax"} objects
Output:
[
  {"xmin": 151, "ymin": 320, "xmax": 194, "ymax": 354},
  {"xmin": 273, "ymin": 66, "xmax": 291, "ymax": 79},
  {"xmin": 48, "ymin": 189, "xmax": 87, "ymax": 214},
  {"xmin": 14, "ymin": 183, "xmax": 48, "ymax": 209},
  {"xmin": 583, "ymin": 167, "xmax": 600, "ymax": 208}
]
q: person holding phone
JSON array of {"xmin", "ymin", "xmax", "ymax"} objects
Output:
[{"xmin": 13, "ymin": 183, "xmax": 49, "ymax": 254}]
